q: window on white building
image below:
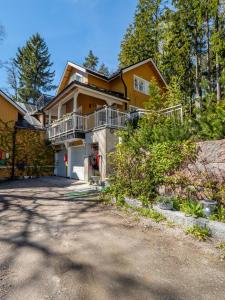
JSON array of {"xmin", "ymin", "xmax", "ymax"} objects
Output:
[{"xmin": 134, "ymin": 75, "xmax": 150, "ymax": 95}]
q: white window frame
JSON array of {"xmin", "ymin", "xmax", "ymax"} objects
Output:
[
  {"xmin": 134, "ymin": 75, "xmax": 150, "ymax": 95},
  {"xmin": 75, "ymin": 73, "xmax": 83, "ymax": 83}
]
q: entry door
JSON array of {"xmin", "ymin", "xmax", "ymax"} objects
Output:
[
  {"xmin": 56, "ymin": 149, "xmax": 67, "ymax": 177},
  {"xmin": 70, "ymin": 146, "xmax": 85, "ymax": 180}
]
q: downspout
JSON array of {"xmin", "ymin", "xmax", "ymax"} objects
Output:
[
  {"xmin": 11, "ymin": 125, "xmax": 17, "ymax": 180},
  {"xmin": 120, "ymin": 71, "xmax": 127, "ymax": 98}
]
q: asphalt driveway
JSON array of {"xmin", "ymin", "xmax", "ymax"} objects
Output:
[{"xmin": 0, "ymin": 177, "xmax": 225, "ymax": 300}]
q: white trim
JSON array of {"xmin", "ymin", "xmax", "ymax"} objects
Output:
[
  {"xmin": 76, "ymin": 86, "xmax": 128, "ymax": 104},
  {"xmin": 133, "ymin": 75, "xmax": 150, "ymax": 95},
  {"xmin": 56, "ymin": 62, "xmax": 87, "ymax": 95},
  {"xmin": 0, "ymin": 90, "xmax": 26, "ymax": 115},
  {"xmin": 122, "ymin": 58, "xmax": 152, "ymax": 74},
  {"xmin": 122, "ymin": 58, "xmax": 167, "ymax": 86}
]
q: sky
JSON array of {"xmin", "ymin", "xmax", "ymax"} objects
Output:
[{"xmin": 0, "ymin": 0, "xmax": 137, "ymax": 94}]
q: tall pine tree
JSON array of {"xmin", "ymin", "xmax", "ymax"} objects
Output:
[
  {"xmin": 119, "ymin": 0, "xmax": 164, "ymax": 67},
  {"xmin": 14, "ymin": 33, "xmax": 55, "ymax": 103},
  {"xmin": 98, "ymin": 63, "xmax": 110, "ymax": 76},
  {"xmin": 83, "ymin": 50, "xmax": 99, "ymax": 71}
]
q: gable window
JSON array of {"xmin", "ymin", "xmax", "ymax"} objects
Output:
[
  {"xmin": 68, "ymin": 73, "xmax": 84, "ymax": 85},
  {"xmin": 76, "ymin": 73, "xmax": 83, "ymax": 83},
  {"xmin": 134, "ymin": 75, "xmax": 149, "ymax": 95}
]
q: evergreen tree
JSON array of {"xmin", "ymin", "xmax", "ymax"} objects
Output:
[
  {"xmin": 83, "ymin": 50, "xmax": 99, "ymax": 71},
  {"xmin": 98, "ymin": 63, "xmax": 110, "ymax": 76},
  {"xmin": 119, "ymin": 0, "xmax": 164, "ymax": 67},
  {"xmin": 6, "ymin": 59, "xmax": 19, "ymax": 100},
  {"xmin": 119, "ymin": 0, "xmax": 225, "ymax": 106},
  {"xmin": 0, "ymin": 24, "xmax": 5, "ymax": 67},
  {"xmin": 14, "ymin": 33, "xmax": 55, "ymax": 103}
]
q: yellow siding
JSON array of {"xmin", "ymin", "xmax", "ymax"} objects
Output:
[
  {"xmin": 0, "ymin": 94, "xmax": 19, "ymax": 123},
  {"xmin": 109, "ymin": 76, "xmax": 124, "ymax": 94},
  {"xmin": 77, "ymin": 94, "xmax": 106, "ymax": 114},
  {"xmin": 122, "ymin": 62, "xmax": 165, "ymax": 108},
  {"xmin": 87, "ymin": 74, "xmax": 110, "ymax": 90}
]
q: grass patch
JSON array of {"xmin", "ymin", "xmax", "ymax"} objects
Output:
[
  {"xmin": 135, "ymin": 207, "xmax": 166, "ymax": 223},
  {"xmin": 185, "ymin": 225, "xmax": 211, "ymax": 241}
]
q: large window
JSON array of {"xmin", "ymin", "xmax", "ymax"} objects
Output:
[{"xmin": 134, "ymin": 75, "xmax": 150, "ymax": 95}]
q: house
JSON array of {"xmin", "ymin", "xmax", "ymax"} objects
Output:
[
  {"xmin": 43, "ymin": 58, "xmax": 167, "ymax": 183},
  {"xmin": 0, "ymin": 90, "xmax": 53, "ymax": 180}
]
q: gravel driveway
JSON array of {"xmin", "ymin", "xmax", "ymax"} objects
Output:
[{"xmin": 0, "ymin": 177, "xmax": 225, "ymax": 300}]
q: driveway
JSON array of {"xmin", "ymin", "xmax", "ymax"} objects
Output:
[{"xmin": 0, "ymin": 177, "xmax": 225, "ymax": 300}]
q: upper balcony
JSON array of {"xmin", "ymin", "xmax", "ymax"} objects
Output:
[{"xmin": 47, "ymin": 106, "xmax": 128, "ymax": 144}]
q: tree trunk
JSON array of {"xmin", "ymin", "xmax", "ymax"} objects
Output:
[
  {"xmin": 194, "ymin": 25, "xmax": 201, "ymax": 108},
  {"xmin": 215, "ymin": 0, "xmax": 221, "ymax": 102},
  {"xmin": 206, "ymin": 10, "xmax": 212, "ymax": 93}
]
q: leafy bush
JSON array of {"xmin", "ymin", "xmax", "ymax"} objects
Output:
[
  {"xmin": 210, "ymin": 205, "xmax": 225, "ymax": 223},
  {"xmin": 180, "ymin": 200, "xmax": 205, "ymax": 218},
  {"xmin": 185, "ymin": 225, "xmax": 211, "ymax": 241}
]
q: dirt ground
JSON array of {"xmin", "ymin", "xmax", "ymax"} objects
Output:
[{"xmin": 0, "ymin": 177, "xmax": 225, "ymax": 300}]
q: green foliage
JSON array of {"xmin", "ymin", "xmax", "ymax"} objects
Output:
[
  {"xmin": 135, "ymin": 207, "xmax": 166, "ymax": 223},
  {"xmin": 119, "ymin": 0, "xmax": 225, "ymax": 102},
  {"xmin": 210, "ymin": 205, "xmax": 225, "ymax": 223},
  {"xmin": 119, "ymin": 0, "xmax": 163, "ymax": 67},
  {"xmin": 155, "ymin": 195, "xmax": 173, "ymax": 205},
  {"xmin": 192, "ymin": 99, "xmax": 225, "ymax": 140},
  {"xmin": 83, "ymin": 50, "xmax": 99, "ymax": 71},
  {"xmin": 171, "ymin": 196, "xmax": 183, "ymax": 211},
  {"xmin": 180, "ymin": 200, "xmax": 205, "ymax": 218},
  {"xmin": 138, "ymin": 195, "xmax": 150, "ymax": 207},
  {"xmin": 185, "ymin": 225, "xmax": 211, "ymax": 241},
  {"xmin": 14, "ymin": 33, "xmax": 55, "ymax": 103},
  {"xmin": 98, "ymin": 63, "xmax": 110, "ymax": 76}
]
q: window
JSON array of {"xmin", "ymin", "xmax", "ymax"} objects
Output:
[
  {"xmin": 76, "ymin": 73, "xmax": 83, "ymax": 83},
  {"xmin": 68, "ymin": 73, "xmax": 84, "ymax": 84},
  {"xmin": 134, "ymin": 75, "xmax": 149, "ymax": 95}
]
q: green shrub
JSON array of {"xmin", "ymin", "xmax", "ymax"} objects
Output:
[
  {"xmin": 135, "ymin": 207, "xmax": 166, "ymax": 223},
  {"xmin": 210, "ymin": 205, "xmax": 225, "ymax": 223},
  {"xmin": 185, "ymin": 225, "xmax": 211, "ymax": 241},
  {"xmin": 180, "ymin": 200, "xmax": 205, "ymax": 218}
]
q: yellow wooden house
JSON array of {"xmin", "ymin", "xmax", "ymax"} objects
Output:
[{"xmin": 43, "ymin": 58, "xmax": 171, "ymax": 183}]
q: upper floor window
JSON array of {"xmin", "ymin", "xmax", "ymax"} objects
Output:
[
  {"xmin": 134, "ymin": 75, "xmax": 149, "ymax": 95},
  {"xmin": 68, "ymin": 73, "xmax": 84, "ymax": 84},
  {"xmin": 75, "ymin": 73, "xmax": 83, "ymax": 83}
]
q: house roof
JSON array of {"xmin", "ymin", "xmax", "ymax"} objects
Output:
[
  {"xmin": 15, "ymin": 101, "xmax": 44, "ymax": 130},
  {"xmin": 0, "ymin": 89, "xmax": 26, "ymax": 115},
  {"xmin": 57, "ymin": 57, "xmax": 167, "ymax": 94},
  {"xmin": 44, "ymin": 79, "xmax": 129, "ymax": 110}
]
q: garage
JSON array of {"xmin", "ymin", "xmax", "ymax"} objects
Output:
[
  {"xmin": 70, "ymin": 146, "xmax": 85, "ymax": 180},
  {"xmin": 55, "ymin": 149, "xmax": 67, "ymax": 177}
]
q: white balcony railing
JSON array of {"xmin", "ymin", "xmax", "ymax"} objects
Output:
[
  {"xmin": 48, "ymin": 107, "xmax": 128, "ymax": 140},
  {"xmin": 47, "ymin": 104, "xmax": 183, "ymax": 142}
]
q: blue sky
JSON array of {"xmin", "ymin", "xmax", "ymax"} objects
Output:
[{"xmin": 0, "ymin": 0, "xmax": 137, "ymax": 94}]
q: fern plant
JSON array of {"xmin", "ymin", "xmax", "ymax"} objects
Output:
[{"xmin": 180, "ymin": 200, "xmax": 205, "ymax": 218}]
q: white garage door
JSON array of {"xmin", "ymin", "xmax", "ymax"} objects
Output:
[
  {"xmin": 55, "ymin": 149, "xmax": 67, "ymax": 177},
  {"xmin": 70, "ymin": 146, "xmax": 85, "ymax": 180}
]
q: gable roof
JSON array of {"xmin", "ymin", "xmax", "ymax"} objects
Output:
[
  {"xmin": 57, "ymin": 57, "xmax": 167, "ymax": 94},
  {"xmin": 44, "ymin": 79, "xmax": 129, "ymax": 111},
  {"xmin": 0, "ymin": 90, "xmax": 26, "ymax": 115}
]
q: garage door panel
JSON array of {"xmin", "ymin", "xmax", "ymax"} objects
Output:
[
  {"xmin": 56, "ymin": 149, "xmax": 67, "ymax": 177},
  {"xmin": 71, "ymin": 147, "xmax": 84, "ymax": 180}
]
